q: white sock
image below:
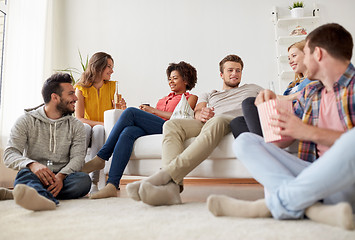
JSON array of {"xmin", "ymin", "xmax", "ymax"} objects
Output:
[
  {"xmin": 145, "ymin": 169, "xmax": 172, "ymax": 186},
  {"xmin": 81, "ymin": 156, "xmax": 105, "ymax": 173},
  {"xmin": 126, "ymin": 181, "xmax": 142, "ymax": 201},
  {"xmin": 126, "ymin": 169, "xmax": 172, "ymax": 202},
  {"xmin": 139, "ymin": 181, "xmax": 182, "ymax": 206},
  {"xmin": 305, "ymin": 202, "xmax": 355, "ymax": 230},
  {"xmin": 89, "ymin": 183, "xmax": 117, "ymax": 199},
  {"xmin": 13, "ymin": 184, "xmax": 56, "ymax": 211},
  {"xmin": 89, "ymin": 183, "xmax": 99, "ymax": 194},
  {"xmin": 207, "ymin": 195, "xmax": 271, "ymax": 218}
]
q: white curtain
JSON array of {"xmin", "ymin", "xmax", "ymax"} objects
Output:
[{"xmin": 0, "ymin": 0, "xmax": 53, "ymax": 149}]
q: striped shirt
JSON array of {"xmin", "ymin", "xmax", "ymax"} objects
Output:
[{"xmin": 293, "ymin": 63, "xmax": 355, "ymax": 162}]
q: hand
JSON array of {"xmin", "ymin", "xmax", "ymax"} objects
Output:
[
  {"xmin": 255, "ymin": 90, "xmax": 277, "ymax": 106},
  {"xmin": 270, "ymin": 107, "xmax": 306, "ymax": 139},
  {"xmin": 196, "ymin": 107, "xmax": 215, "ymax": 123},
  {"xmin": 112, "ymin": 98, "xmax": 127, "ymax": 110},
  {"xmin": 28, "ymin": 162, "xmax": 56, "ymax": 186},
  {"xmin": 139, "ymin": 104, "xmax": 155, "ymax": 114},
  {"xmin": 47, "ymin": 173, "xmax": 65, "ymax": 197}
]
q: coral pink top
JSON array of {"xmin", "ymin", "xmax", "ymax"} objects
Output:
[{"xmin": 156, "ymin": 92, "xmax": 191, "ymax": 120}]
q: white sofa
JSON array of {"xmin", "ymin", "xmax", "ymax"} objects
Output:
[{"xmin": 98, "ymin": 109, "xmax": 253, "ymax": 187}]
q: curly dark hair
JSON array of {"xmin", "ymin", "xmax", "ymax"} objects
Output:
[{"xmin": 166, "ymin": 61, "xmax": 197, "ymax": 91}]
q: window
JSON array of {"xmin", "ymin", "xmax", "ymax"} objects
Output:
[{"xmin": 0, "ymin": 0, "xmax": 7, "ymax": 106}]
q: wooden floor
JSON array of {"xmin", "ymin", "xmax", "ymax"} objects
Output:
[{"xmin": 118, "ymin": 178, "xmax": 264, "ymax": 203}]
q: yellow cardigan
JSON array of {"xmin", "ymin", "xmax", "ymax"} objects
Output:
[{"xmin": 76, "ymin": 81, "xmax": 116, "ymax": 122}]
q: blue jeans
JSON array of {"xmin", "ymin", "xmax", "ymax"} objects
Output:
[
  {"xmin": 233, "ymin": 131, "xmax": 355, "ymax": 219},
  {"xmin": 97, "ymin": 107, "xmax": 166, "ymax": 188},
  {"xmin": 14, "ymin": 168, "xmax": 91, "ymax": 205}
]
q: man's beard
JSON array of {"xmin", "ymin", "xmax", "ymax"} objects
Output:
[
  {"xmin": 224, "ymin": 80, "xmax": 240, "ymax": 88},
  {"xmin": 56, "ymin": 98, "xmax": 74, "ymax": 116}
]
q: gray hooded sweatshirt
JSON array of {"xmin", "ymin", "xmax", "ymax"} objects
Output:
[{"xmin": 4, "ymin": 105, "xmax": 86, "ymax": 175}]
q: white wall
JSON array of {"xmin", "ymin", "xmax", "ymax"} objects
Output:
[{"xmin": 51, "ymin": 0, "xmax": 355, "ymax": 107}]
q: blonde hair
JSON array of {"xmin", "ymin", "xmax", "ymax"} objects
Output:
[
  {"xmin": 76, "ymin": 52, "xmax": 113, "ymax": 88},
  {"xmin": 288, "ymin": 40, "xmax": 306, "ymax": 81}
]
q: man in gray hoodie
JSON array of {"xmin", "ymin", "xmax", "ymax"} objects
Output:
[{"xmin": 1, "ymin": 73, "xmax": 91, "ymax": 211}]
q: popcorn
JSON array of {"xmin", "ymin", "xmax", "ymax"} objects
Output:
[{"xmin": 257, "ymin": 99, "xmax": 293, "ymax": 143}]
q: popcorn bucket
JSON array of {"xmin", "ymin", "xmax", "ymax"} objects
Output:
[{"xmin": 257, "ymin": 99, "xmax": 293, "ymax": 143}]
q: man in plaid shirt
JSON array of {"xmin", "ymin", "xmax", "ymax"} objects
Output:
[{"xmin": 207, "ymin": 23, "xmax": 355, "ymax": 230}]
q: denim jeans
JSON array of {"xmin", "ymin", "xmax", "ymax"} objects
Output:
[
  {"xmin": 97, "ymin": 107, "xmax": 166, "ymax": 188},
  {"xmin": 14, "ymin": 168, "xmax": 91, "ymax": 205},
  {"xmin": 233, "ymin": 131, "xmax": 355, "ymax": 219}
]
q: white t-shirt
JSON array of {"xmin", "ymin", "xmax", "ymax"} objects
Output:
[{"xmin": 197, "ymin": 84, "xmax": 263, "ymax": 118}]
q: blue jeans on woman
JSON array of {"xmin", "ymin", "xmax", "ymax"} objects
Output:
[
  {"xmin": 14, "ymin": 168, "xmax": 91, "ymax": 205},
  {"xmin": 97, "ymin": 107, "xmax": 166, "ymax": 188}
]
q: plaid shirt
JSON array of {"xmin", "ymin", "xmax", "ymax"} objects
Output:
[{"xmin": 293, "ymin": 63, "xmax": 355, "ymax": 162}]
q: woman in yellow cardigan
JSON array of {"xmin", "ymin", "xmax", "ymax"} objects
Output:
[{"xmin": 75, "ymin": 52, "xmax": 126, "ymax": 193}]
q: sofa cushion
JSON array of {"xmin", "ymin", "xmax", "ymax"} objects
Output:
[{"xmin": 130, "ymin": 132, "xmax": 236, "ymax": 160}]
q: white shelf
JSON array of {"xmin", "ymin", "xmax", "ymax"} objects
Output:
[
  {"xmin": 279, "ymin": 55, "xmax": 289, "ymax": 63},
  {"xmin": 280, "ymin": 71, "xmax": 294, "ymax": 79},
  {"xmin": 278, "ymin": 35, "xmax": 306, "ymax": 45},
  {"xmin": 277, "ymin": 16, "xmax": 319, "ymax": 28},
  {"xmin": 272, "ymin": 5, "xmax": 320, "ymax": 94}
]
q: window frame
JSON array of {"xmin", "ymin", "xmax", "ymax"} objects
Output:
[{"xmin": 0, "ymin": 0, "xmax": 7, "ymax": 106}]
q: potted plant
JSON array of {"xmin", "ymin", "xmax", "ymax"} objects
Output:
[
  {"xmin": 289, "ymin": 1, "xmax": 305, "ymax": 18},
  {"xmin": 59, "ymin": 50, "xmax": 88, "ymax": 85}
]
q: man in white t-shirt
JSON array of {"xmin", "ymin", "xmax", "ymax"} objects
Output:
[
  {"xmin": 207, "ymin": 23, "xmax": 355, "ymax": 230},
  {"xmin": 126, "ymin": 54, "xmax": 263, "ymax": 206}
]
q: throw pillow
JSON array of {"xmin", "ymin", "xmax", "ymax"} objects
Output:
[{"xmin": 170, "ymin": 94, "xmax": 194, "ymax": 119}]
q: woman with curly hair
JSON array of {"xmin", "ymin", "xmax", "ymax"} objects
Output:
[{"xmin": 82, "ymin": 61, "xmax": 198, "ymax": 199}]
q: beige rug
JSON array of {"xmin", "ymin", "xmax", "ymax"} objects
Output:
[{"xmin": 0, "ymin": 197, "xmax": 354, "ymax": 240}]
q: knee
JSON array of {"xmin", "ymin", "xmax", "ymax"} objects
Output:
[
  {"xmin": 123, "ymin": 107, "xmax": 139, "ymax": 116},
  {"xmin": 205, "ymin": 116, "xmax": 231, "ymax": 132},
  {"xmin": 14, "ymin": 168, "xmax": 38, "ymax": 185},
  {"xmin": 120, "ymin": 126, "xmax": 144, "ymax": 141},
  {"xmin": 83, "ymin": 123, "xmax": 92, "ymax": 134},
  {"xmin": 80, "ymin": 173, "xmax": 92, "ymax": 190},
  {"xmin": 15, "ymin": 168, "xmax": 32, "ymax": 179},
  {"xmin": 230, "ymin": 116, "xmax": 246, "ymax": 138},
  {"xmin": 230, "ymin": 116, "xmax": 245, "ymax": 128},
  {"xmin": 242, "ymin": 97, "xmax": 256, "ymax": 109},
  {"xmin": 209, "ymin": 116, "xmax": 230, "ymax": 125},
  {"xmin": 163, "ymin": 119, "xmax": 187, "ymax": 141},
  {"xmin": 163, "ymin": 119, "xmax": 179, "ymax": 133},
  {"xmin": 92, "ymin": 124, "xmax": 104, "ymax": 133},
  {"xmin": 125, "ymin": 107, "xmax": 136, "ymax": 113},
  {"xmin": 119, "ymin": 107, "xmax": 136, "ymax": 120},
  {"xmin": 70, "ymin": 172, "xmax": 91, "ymax": 196},
  {"xmin": 233, "ymin": 132, "xmax": 260, "ymax": 158},
  {"xmin": 92, "ymin": 125, "xmax": 105, "ymax": 142},
  {"xmin": 17, "ymin": 168, "xmax": 31, "ymax": 175}
]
